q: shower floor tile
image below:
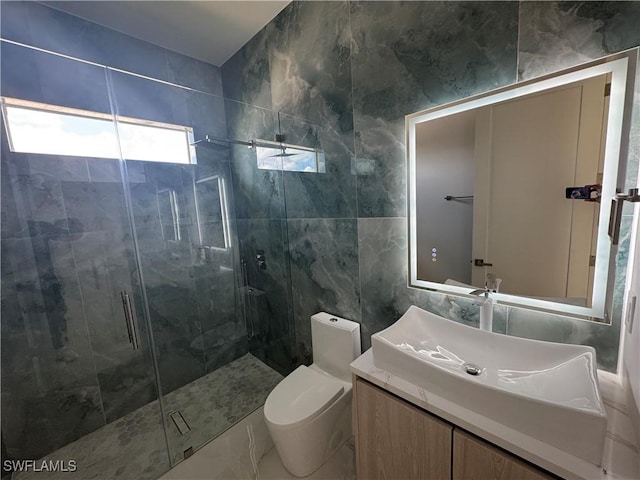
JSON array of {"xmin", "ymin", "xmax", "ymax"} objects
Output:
[
  {"xmin": 163, "ymin": 353, "xmax": 283, "ymax": 465},
  {"xmin": 14, "ymin": 353, "xmax": 282, "ymax": 480}
]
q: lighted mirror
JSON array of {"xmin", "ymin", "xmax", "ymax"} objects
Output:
[{"xmin": 407, "ymin": 50, "xmax": 637, "ymax": 322}]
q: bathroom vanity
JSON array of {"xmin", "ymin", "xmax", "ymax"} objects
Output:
[
  {"xmin": 351, "ymin": 348, "xmax": 640, "ymax": 480},
  {"xmin": 349, "ymin": 304, "xmax": 640, "ymax": 479},
  {"xmin": 353, "ymin": 375, "xmax": 553, "ymax": 479}
]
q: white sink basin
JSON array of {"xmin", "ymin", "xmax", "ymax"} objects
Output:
[{"xmin": 371, "ymin": 305, "xmax": 607, "ymax": 465}]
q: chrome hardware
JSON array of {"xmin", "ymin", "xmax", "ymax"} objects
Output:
[
  {"xmin": 444, "ymin": 195, "xmax": 474, "ymax": 201},
  {"xmin": 626, "ymin": 295, "xmax": 636, "ymax": 334},
  {"xmin": 474, "ymin": 258, "xmax": 493, "ymax": 267},
  {"xmin": 329, "ymin": 317, "xmax": 338, "ymax": 322},
  {"xmin": 608, "ymin": 188, "xmax": 640, "ymax": 245},
  {"xmin": 120, "ymin": 291, "xmax": 139, "ymax": 350},
  {"xmin": 463, "ymin": 363, "xmax": 482, "ymax": 376},
  {"xmin": 469, "ymin": 288, "xmax": 487, "ymax": 296},
  {"xmin": 240, "ymin": 259, "xmax": 255, "ymax": 339},
  {"xmin": 256, "ymin": 250, "xmax": 266, "ymax": 270},
  {"xmin": 617, "ymin": 188, "xmax": 640, "ymax": 202}
]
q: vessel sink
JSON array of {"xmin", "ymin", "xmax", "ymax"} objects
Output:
[{"xmin": 370, "ymin": 305, "xmax": 607, "ymax": 465}]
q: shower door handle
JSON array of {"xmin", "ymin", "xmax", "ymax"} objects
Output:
[{"xmin": 120, "ymin": 291, "xmax": 140, "ymax": 350}]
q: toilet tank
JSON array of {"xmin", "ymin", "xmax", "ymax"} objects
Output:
[{"xmin": 311, "ymin": 312, "xmax": 361, "ymax": 382}]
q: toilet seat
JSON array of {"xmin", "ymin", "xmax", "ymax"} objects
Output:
[{"xmin": 264, "ymin": 365, "xmax": 344, "ymax": 428}]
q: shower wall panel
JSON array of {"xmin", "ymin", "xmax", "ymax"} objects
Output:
[
  {"xmin": 221, "ymin": 2, "xmax": 360, "ymax": 370},
  {"xmin": 236, "ymin": 218, "xmax": 294, "ymax": 374},
  {"xmin": 223, "ymin": 95, "xmax": 297, "ymax": 374}
]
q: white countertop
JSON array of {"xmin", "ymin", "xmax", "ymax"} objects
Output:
[{"xmin": 351, "ymin": 349, "xmax": 639, "ymax": 480}]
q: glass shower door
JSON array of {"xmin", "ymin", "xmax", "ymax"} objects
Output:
[
  {"xmin": 0, "ymin": 40, "xmax": 170, "ymax": 479},
  {"xmin": 109, "ymin": 69, "xmax": 238, "ymax": 465},
  {"xmin": 108, "ymin": 69, "xmax": 284, "ymax": 466}
]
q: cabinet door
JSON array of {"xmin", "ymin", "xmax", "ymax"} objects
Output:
[
  {"xmin": 453, "ymin": 430, "xmax": 554, "ymax": 480},
  {"xmin": 354, "ymin": 378, "xmax": 452, "ymax": 480}
]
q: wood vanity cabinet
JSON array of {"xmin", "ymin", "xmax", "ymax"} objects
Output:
[
  {"xmin": 353, "ymin": 377, "xmax": 555, "ymax": 480},
  {"xmin": 354, "ymin": 377, "xmax": 452, "ymax": 479},
  {"xmin": 453, "ymin": 430, "xmax": 554, "ymax": 480}
]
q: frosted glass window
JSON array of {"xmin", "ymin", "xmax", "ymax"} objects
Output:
[{"xmin": 2, "ymin": 97, "xmax": 195, "ymax": 164}]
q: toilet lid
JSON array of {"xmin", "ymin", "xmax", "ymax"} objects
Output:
[{"xmin": 264, "ymin": 365, "xmax": 344, "ymax": 427}]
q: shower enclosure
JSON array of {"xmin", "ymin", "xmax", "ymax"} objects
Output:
[{"xmin": 1, "ymin": 39, "xmax": 298, "ymax": 479}]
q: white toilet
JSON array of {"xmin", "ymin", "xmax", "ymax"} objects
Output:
[{"xmin": 264, "ymin": 312, "xmax": 361, "ymax": 477}]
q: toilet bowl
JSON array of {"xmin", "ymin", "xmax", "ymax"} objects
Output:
[{"xmin": 264, "ymin": 312, "xmax": 361, "ymax": 477}]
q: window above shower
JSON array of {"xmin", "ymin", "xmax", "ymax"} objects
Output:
[
  {"xmin": 1, "ymin": 97, "xmax": 196, "ymax": 165},
  {"xmin": 255, "ymin": 139, "xmax": 326, "ymax": 173}
]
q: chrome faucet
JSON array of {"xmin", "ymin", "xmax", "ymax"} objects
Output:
[
  {"xmin": 470, "ymin": 274, "xmax": 499, "ymax": 332},
  {"xmin": 470, "ymin": 287, "xmax": 493, "ymax": 332}
]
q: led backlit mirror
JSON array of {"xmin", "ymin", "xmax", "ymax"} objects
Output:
[{"xmin": 407, "ymin": 50, "xmax": 637, "ymax": 322}]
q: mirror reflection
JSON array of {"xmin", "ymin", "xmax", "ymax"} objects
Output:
[
  {"xmin": 408, "ymin": 52, "xmax": 635, "ymax": 321},
  {"xmin": 194, "ymin": 175, "xmax": 230, "ymax": 251},
  {"xmin": 157, "ymin": 188, "xmax": 181, "ymax": 242}
]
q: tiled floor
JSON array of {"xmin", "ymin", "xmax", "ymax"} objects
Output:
[
  {"xmin": 15, "ymin": 354, "xmax": 282, "ymax": 480},
  {"xmin": 160, "ymin": 408, "xmax": 357, "ymax": 480},
  {"xmin": 257, "ymin": 442, "xmax": 356, "ymax": 480},
  {"xmin": 162, "ymin": 354, "xmax": 283, "ymax": 465}
]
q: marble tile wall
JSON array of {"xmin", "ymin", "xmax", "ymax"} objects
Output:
[
  {"xmin": 350, "ymin": 1, "xmax": 519, "ymax": 218},
  {"xmin": 269, "ymin": 2, "xmax": 357, "ymax": 221},
  {"xmin": 225, "ymin": 102, "xmax": 284, "ymax": 220},
  {"xmin": 518, "ymin": 1, "xmax": 640, "ymax": 80},
  {"xmin": 236, "ymin": 219, "xmax": 295, "ymax": 374},
  {"xmin": 287, "ymin": 218, "xmax": 361, "ymax": 363},
  {"xmin": 221, "ymin": 1, "xmax": 640, "ymax": 372}
]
